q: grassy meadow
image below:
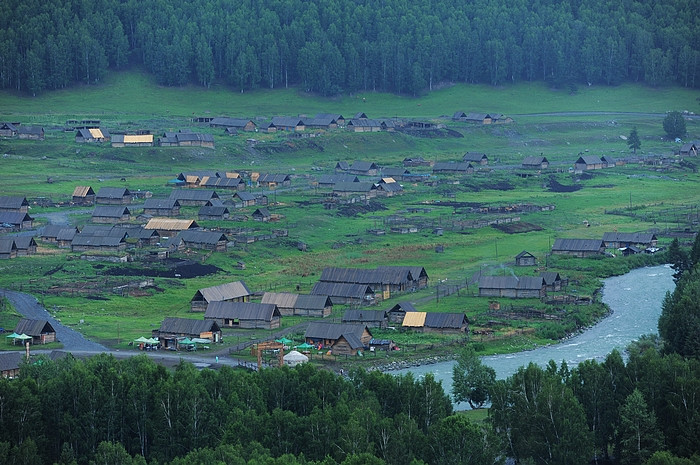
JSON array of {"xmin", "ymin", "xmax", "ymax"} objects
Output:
[{"xmin": 0, "ymin": 71, "xmax": 698, "ymax": 361}]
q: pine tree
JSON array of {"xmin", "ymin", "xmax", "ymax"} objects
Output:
[{"xmin": 627, "ymin": 127, "xmax": 641, "ymax": 154}]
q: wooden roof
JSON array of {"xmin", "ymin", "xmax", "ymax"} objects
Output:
[
  {"xmin": 602, "ymin": 232, "xmax": 657, "ymax": 243},
  {"xmin": 342, "ymin": 309, "xmax": 387, "ymax": 323},
  {"xmin": 310, "ymin": 282, "xmax": 374, "ymax": 299},
  {"xmin": 157, "ymin": 317, "xmax": 220, "ymax": 335},
  {"xmin": 0, "ymin": 212, "xmax": 33, "ymax": 225},
  {"xmin": 92, "ymin": 205, "xmax": 130, "ymax": 217},
  {"xmin": 0, "ymin": 238, "xmax": 17, "ymax": 253},
  {"xmin": 193, "ymin": 281, "xmax": 252, "ymax": 303},
  {"xmin": 387, "ymin": 301, "xmax": 417, "ymax": 313},
  {"xmin": 72, "ymin": 186, "xmax": 95, "ymax": 197},
  {"xmin": 402, "ymin": 312, "xmax": 427, "ymax": 327},
  {"xmin": 143, "ymin": 198, "xmax": 180, "ymax": 209},
  {"xmin": 261, "ymin": 292, "xmax": 299, "ymax": 308},
  {"xmin": 539, "ymin": 272, "xmax": 562, "ymax": 285},
  {"xmin": 169, "ymin": 189, "xmax": 219, "ymax": 201},
  {"xmin": 462, "ymin": 152, "xmax": 488, "ymax": 162},
  {"xmin": 305, "ymin": 322, "xmax": 370, "ymax": 342},
  {"xmin": 0, "ymin": 196, "xmax": 29, "ymax": 209},
  {"xmin": 205, "ymin": 302, "xmax": 280, "ymax": 321},
  {"xmin": 178, "ymin": 230, "xmax": 228, "ymax": 245},
  {"xmin": 552, "ymin": 238, "xmax": 604, "ymax": 252},
  {"xmin": 15, "ymin": 318, "xmax": 55, "ymax": 336},
  {"xmin": 479, "ymin": 276, "xmax": 545, "ymax": 290},
  {"xmin": 96, "ymin": 187, "xmax": 131, "ymax": 199},
  {"xmin": 144, "ymin": 218, "xmax": 198, "ymax": 231},
  {"xmin": 0, "ymin": 352, "xmax": 22, "ymax": 372}
]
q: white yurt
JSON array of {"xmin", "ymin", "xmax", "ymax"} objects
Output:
[{"xmin": 283, "ymin": 350, "xmax": 309, "ymax": 367}]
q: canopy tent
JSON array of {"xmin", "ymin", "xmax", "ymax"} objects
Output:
[
  {"xmin": 275, "ymin": 337, "xmax": 293, "ymax": 345},
  {"xmin": 283, "ymin": 350, "xmax": 309, "ymax": 367},
  {"xmin": 295, "ymin": 342, "xmax": 314, "ymax": 350},
  {"xmin": 134, "ymin": 337, "xmax": 150, "ymax": 344},
  {"xmin": 5, "ymin": 332, "xmax": 20, "ymax": 344},
  {"xmin": 178, "ymin": 337, "xmax": 195, "ymax": 345},
  {"xmin": 191, "ymin": 338, "xmax": 211, "ymax": 344},
  {"xmin": 146, "ymin": 338, "xmax": 160, "ymax": 345}
]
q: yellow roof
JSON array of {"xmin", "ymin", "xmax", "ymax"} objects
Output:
[
  {"xmin": 382, "ymin": 177, "xmax": 396, "ymax": 183},
  {"xmin": 144, "ymin": 218, "xmax": 195, "ymax": 230},
  {"xmin": 224, "ymin": 172, "xmax": 240, "ymax": 178},
  {"xmin": 402, "ymin": 312, "xmax": 426, "ymax": 327},
  {"xmin": 123, "ymin": 134, "xmax": 153, "ymax": 143},
  {"xmin": 88, "ymin": 128, "xmax": 103, "ymax": 138},
  {"xmin": 200, "ymin": 176, "xmax": 211, "ymax": 184},
  {"xmin": 185, "ymin": 175, "xmax": 199, "ymax": 183}
]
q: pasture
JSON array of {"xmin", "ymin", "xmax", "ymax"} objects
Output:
[{"xmin": 0, "ymin": 72, "xmax": 697, "ymax": 360}]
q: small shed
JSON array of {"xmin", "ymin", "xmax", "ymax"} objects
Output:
[
  {"xmin": 91, "ymin": 205, "xmax": 131, "ymax": 223},
  {"xmin": 143, "ymin": 198, "xmax": 181, "ymax": 217},
  {"xmin": 0, "ymin": 238, "xmax": 18, "ymax": 259},
  {"xmin": 72, "ymin": 186, "xmax": 96, "ymax": 205},
  {"xmin": 14, "ymin": 318, "xmax": 57, "ymax": 344},
  {"xmin": 13, "ymin": 236, "xmax": 38, "ymax": 256},
  {"xmin": 515, "ymin": 250, "xmax": 536, "ymax": 267},
  {"xmin": 252, "ymin": 208, "xmax": 271, "ymax": 222},
  {"xmin": 462, "ymin": 152, "xmax": 488, "ymax": 165},
  {"xmin": 205, "ymin": 301, "xmax": 281, "ymax": 329},
  {"xmin": 522, "ymin": 156, "xmax": 549, "ymax": 170},
  {"xmin": 540, "ymin": 272, "xmax": 563, "ymax": 292},
  {"xmin": 0, "ymin": 352, "xmax": 23, "ymax": 379},
  {"xmin": 191, "ymin": 280, "xmax": 252, "ymax": 312}
]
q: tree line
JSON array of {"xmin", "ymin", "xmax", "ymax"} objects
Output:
[{"xmin": 0, "ymin": 0, "xmax": 698, "ymax": 96}]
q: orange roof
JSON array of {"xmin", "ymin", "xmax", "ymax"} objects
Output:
[{"xmin": 144, "ymin": 218, "xmax": 196, "ymax": 230}]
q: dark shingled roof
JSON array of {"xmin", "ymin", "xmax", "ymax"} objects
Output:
[
  {"xmin": 205, "ymin": 302, "xmax": 280, "ymax": 321},
  {"xmin": 310, "ymin": 282, "xmax": 374, "ymax": 300},
  {"xmin": 342, "ymin": 309, "xmax": 387, "ymax": 323},
  {"xmin": 157, "ymin": 317, "xmax": 221, "ymax": 335},
  {"xmin": 424, "ymin": 312, "xmax": 468, "ymax": 329},
  {"xmin": 479, "ymin": 276, "xmax": 545, "ymax": 290},
  {"xmin": 92, "ymin": 205, "xmax": 131, "ymax": 218},
  {"xmin": 0, "ymin": 196, "xmax": 29, "ymax": 209},
  {"xmin": 143, "ymin": 198, "xmax": 180, "ymax": 209},
  {"xmin": 96, "ymin": 187, "xmax": 131, "ymax": 199},
  {"xmin": 552, "ymin": 238, "xmax": 604, "ymax": 252},
  {"xmin": 169, "ymin": 189, "xmax": 219, "ymax": 201},
  {"xmin": 387, "ymin": 301, "xmax": 417, "ymax": 313},
  {"xmin": 193, "ymin": 281, "xmax": 252, "ymax": 303},
  {"xmin": 15, "ymin": 318, "xmax": 55, "ymax": 336},
  {"xmin": 0, "ymin": 352, "xmax": 22, "ymax": 373},
  {"xmin": 305, "ymin": 322, "xmax": 370, "ymax": 344},
  {"xmin": 539, "ymin": 272, "xmax": 562, "ymax": 285}
]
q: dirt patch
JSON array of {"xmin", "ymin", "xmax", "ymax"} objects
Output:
[
  {"xmin": 492, "ymin": 221, "xmax": 544, "ymax": 234},
  {"xmin": 43, "ymin": 265, "xmax": 65, "ymax": 276},
  {"xmin": 548, "ymin": 176, "xmax": 582, "ymax": 193},
  {"xmin": 337, "ymin": 201, "xmax": 388, "ymax": 217},
  {"xmin": 101, "ymin": 259, "xmax": 222, "ymax": 278}
]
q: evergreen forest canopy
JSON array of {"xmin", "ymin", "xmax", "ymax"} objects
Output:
[{"xmin": 1, "ymin": 0, "xmax": 698, "ymax": 97}]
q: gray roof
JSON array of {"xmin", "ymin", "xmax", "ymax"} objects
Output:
[
  {"xmin": 143, "ymin": 198, "xmax": 180, "ymax": 209},
  {"xmin": 169, "ymin": 189, "xmax": 219, "ymax": 201},
  {"xmin": 522, "ymin": 156, "xmax": 548, "ymax": 165},
  {"xmin": 198, "ymin": 205, "xmax": 230, "ymax": 216},
  {"xmin": 210, "ymin": 117, "xmax": 256, "ymax": 128},
  {"xmin": 252, "ymin": 208, "xmax": 271, "ymax": 218},
  {"xmin": 158, "ymin": 317, "xmax": 220, "ymax": 335},
  {"xmin": 57, "ymin": 227, "xmax": 79, "ymax": 241},
  {"xmin": 295, "ymin": 294, "xmax": 332, "ymax": 310},
  {"xmin": 462, "ymin": 152, "xmax": 488, "ymax": 162},
  {"xmin": 388, "ymin": 301, "xmax": 417, "ymax": 313},
  {"xmin": 79, "ymin": 225, "xmax": 128, "ymax": 238},
  {"xmin": 321, "ymin": 266, "xmax": 413, "ymax": 286},
  {"xmin": 433, "ymin": 161, "xmax": 473, "ymax": 172},
  {"xmin": 552, "ymin": 238, "xmax": 604, "ymax": 252},
  {"xmin": 305, "ymin": 322, "xmax": 370, "ymax": 343},
  {"xmin": 261, "ymin": 292, "xmax": 299, "ymax": 308},
  {"xmin": 349, "ymin": 161, "xmax": 379, "ymax": 171},
  {"xmin": 17, "ymin": 126, "xmax": 43, "ymax": 135},
  {"xmin": 0, "ymin": 352, "xmax": 22, "ymax": 372},
  {"xmin": 318, "ymin": 174, "xmax": 360, "ymax": 184},
  {"xmin": 602, "ymin": 232, "xmax": 657, "ymax": 244},
  {"xmin": 0, "ymin": 238, "xmax": 17, "ymax": 253},
  {"xmin": 0, "ymin": 212, "xmax": 33, "ymax": 225},
  {"xmin": 71, "ymin": 234, "xmax": 125, "ymax": 247},
  {"xmin": 381, "ymin": 168, "xmax": 410, "ymax": 177},
  {"xmin": 193, "ymin": 281, "xmax": 252, "ymax": 303},
  {"xmin": 96, "ymin": 187, "xmax": 131, "ymax": 199},
  {"xmin": 576, "ymin": 155, "xmax": 603, "ymax": 165},
  {"xmin": 92, "ymin": 205, "xmax": 131, "ymax": 218},
  {"xmin": 258, "ymin": 174, "xmax": 291, "ymax": 183},
  {"xmin": 0, "ymin": 196, "xmax": 29, "ymax": 209},
  {"xmin": 41, "ymin": 224, "xmax": 64, "ymax": 238},
  {"xmin": 234, "ymin": 192, "xmax": 265, "ymax": 202},
  {"xmin": 15, "ymin": 318, "xmax": 55, "ymax": 336},
  {"xmin": 515, "ymin": 250, "xmax": 535, "ymax": 259},
  {"xmin": 424, "ymin": 313, "xmax": 468, "ymax": 329},
  {"xmin": 178, "ymin": 230, "xmax": 228, "ymax": 245},
  {"xmin": 271, "ymin": 116, "xmax": 304, "ymax": 127},
  {"xmin": 12, "ymin": 236, "xmax": 37, "ymax": 249},
  {"xmin": 479, "ymin": 276, "xmax": 545, "ymax": 290},
  {"xmin": 540, "ymin": 272, "xmax": 562, "ymax": 285},
  {"xmin": 342, "ymin": 309, "xmax": 387, "ymax": 323},
  {"xmin": 332, "ymin": 182, "xmax": 376, "ymax": 192},
  {"xmin": 205, "ymin": 302, "xmax": 280, "ymax": 321},
  {"xmin": 311, "ymin": 282, "xmax": 374, "ymax": 299}
]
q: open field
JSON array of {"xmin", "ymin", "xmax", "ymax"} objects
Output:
[{"xmin": 0, "ymin": 72, "xmax": 698, "ymax": 362}]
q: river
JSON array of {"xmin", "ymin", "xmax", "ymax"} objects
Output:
[{"xmin": 391, "ymin": 264, "xmax": 675, "ymax": 410}]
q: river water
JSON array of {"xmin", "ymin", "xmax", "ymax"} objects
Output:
[{"xmin": 391, "ymin": 264, "xmax": 675, "ymax": 410}]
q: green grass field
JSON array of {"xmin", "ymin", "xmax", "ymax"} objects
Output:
[{"xmin": 0, "ymin": 72, "xmax": 698, "ymax": 357}]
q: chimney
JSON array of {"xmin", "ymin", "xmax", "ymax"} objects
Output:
[{"xmin": 25, "ymin": 341, "xmax": 30, "ymax": 360}]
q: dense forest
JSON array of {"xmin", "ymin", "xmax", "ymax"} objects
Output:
[{"xmin": 0, "ymin": 0, "xmax": 698, "ymax": 96}]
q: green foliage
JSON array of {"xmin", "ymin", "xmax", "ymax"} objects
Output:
[
  {"xmin": 663, "ymin": 111, "xmax": 688, "ymax": 139},
  {"xmin": 451, "ymin": 346, "xmax": 496, "ymax": 409},
  {"xmin": 0, "ymin": 0, "xmax": 698, "ymax": 95},
  {"xmin": 627, "ymin": 126, "xmax": 641, "ymax": 154},
  {"xmin": 659, "ymin": 270, "xmax": 700, "ymax": 357},
  {"xmin": 619, "ymin": 389, "xmax": 665, "ymax": 464}
]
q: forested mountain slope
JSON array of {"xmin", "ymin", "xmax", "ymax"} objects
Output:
[{"xmin": 1, "ymin": 0, "xmax": 698, "ymax": 95}]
